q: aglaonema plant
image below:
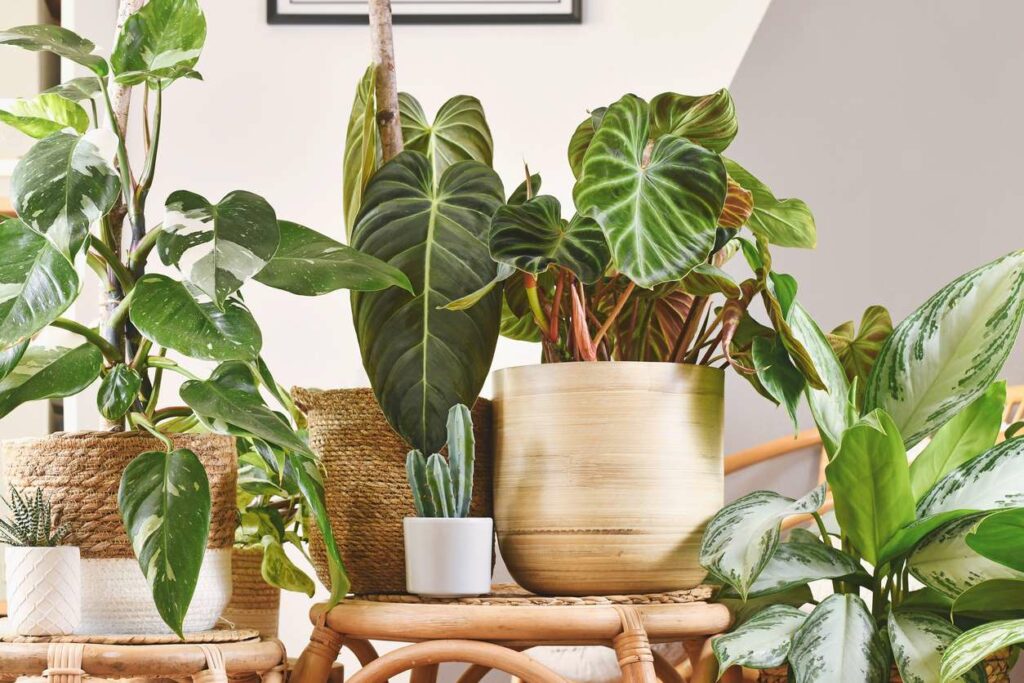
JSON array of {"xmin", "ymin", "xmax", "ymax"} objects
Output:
[
  {"xmin": 0, "ymin": 0, "xmax": 411, "ymax": 635},
  {"xmin": 699, "ymin": 250, "xmax": 1024, "ymax": 682}
]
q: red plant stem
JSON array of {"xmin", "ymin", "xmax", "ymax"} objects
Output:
[
  {"xmin": 570, "ymin": 284, "xmax": 597, "ymax": 361},
  {"xmin": 548, "ymin": 269, "xmax": 566, "ymax": 343},
  {"xmin": 673, "ymin": 296, "xmax": 708, "ymax": 363},
  {"xmin": 592, "ymin": 281, "xmax": 636, "ymax": 348}
]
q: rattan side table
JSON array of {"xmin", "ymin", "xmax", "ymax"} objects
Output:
[{"xmin": 290, "ymin": 585, "xmax": 732, "ymax": 683}]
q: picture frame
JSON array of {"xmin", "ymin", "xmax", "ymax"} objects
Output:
[{"xmin": 267, "ymin": 0, "xmax": 582, "ymax": 25}]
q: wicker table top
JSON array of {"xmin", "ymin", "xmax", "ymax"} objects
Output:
[{"xmin": 356, "ymin": 583, "xmax": 713, "ymax": 606}]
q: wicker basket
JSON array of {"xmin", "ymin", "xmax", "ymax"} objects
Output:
[
  {"xmin": 222, "ymin": 546, "xmax": 280, "ymax": 639},
  {"xmin": 758, "ymin": 650, "xmax": 1011, "ymax": 683},
  {"xmin": 292, "ymin": 387, "xmax": 493, "ymax": 594}
]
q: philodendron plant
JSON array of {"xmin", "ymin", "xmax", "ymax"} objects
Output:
[
  {"xmin": 406, "ymin": 404, "xmax": 476, "ymax": 518},
  {"xmin": 699, "ymin": 250, "xmax": 1024, "ymax": 683},
  {"xmin": 0, "ymin": 0, "xmax": 411, "ymax": 634}
]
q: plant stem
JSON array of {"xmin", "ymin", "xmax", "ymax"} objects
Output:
[
  {"xmin": 51, "ymin": 319, "xmax": 123, "ymax": 364},
  {"xmin": 673, "ymin": 296, "xmax": 708, "ymax": 363},
  {"xmin": 369, "ymin": 0, "xmax": 403, "ymax": 161},
  {"xmin": 592, "ymin": 281, "xmax": 635, "ymax": 349},
  {"xmin": 106, "ymin": 288, "xmax": 135, "ymax": 331},
  {"xmin": 132, "ymin": 84, "xmax": 162, "ymax": 256},
  {"xmin": 129, "ymin": 223, "xmax": 162, "ymax": 272},
  {"xmin": 90, "ymin": 238, "xmax": 135, "ymax": 290},
  {"xmin": 151, "ymin": 406, "xmax": 193, "ymax": 424},
  {"xmin": 548, "ymin": 270, "xmax": 565, "ymax": 343},
  {"xmin": 523, "ymin": 273, "xmax": 549, "ymax": 333},
  {"xmin": 146, "ymin": 356, "xmax": 200, "ymax": 381},
  {"xmin": 129, "ymin": 411, "xmax": 173, "ymax": 451}
]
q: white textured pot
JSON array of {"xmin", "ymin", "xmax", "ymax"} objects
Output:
[
  {"xmin": 5, "ymin": 546, "xmax": 81, "ymax": 636},
  {"xmin": 404, "ymin": 517, "xmax": 493, "ymax": 597},
  {"xmin": 79, "ymin": 548, "xmax": 232, "ymax": 635}
]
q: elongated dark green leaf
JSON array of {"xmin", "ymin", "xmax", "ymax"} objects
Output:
[
  {"xmin": 111, "ymin": 0, "xmax": 206, "ymax": 86},
  {"xmin": 826, "ymin": 410, "xmax": 916, "ymax": 564},
  {"xmin": 910, "ymin": 381, "xmax": 1005, "ymax": 501},
  {"xmin": 254, "ymin": 220, "xmax": 411, "ymax": 296},
  {"xmin": 44, "ymin": 77, "xmax": 101, "ymax": 102},
  {"xmin": 723, "ymin": 158, "xmax": 817, "ymax": 249},
  {"xmin": 649, "ymin": 89, "xmax": 738, "ymax": 152},
  {"xmin": 889, "ymin": 610, "xmax": 983, "ymax": 683},
  {"xmin": 130, "ymin": 274, "xmax": 261, "ymax": 360},
  {"xmin": 952, "ymin": 578, "xmax": 1024, "ymax": 620},
  {"xmin": 827, "ymin": 305, "xmax": 893, "ymax": 405},
  {"xmin": 97, "ymin": 363, "xmax": 142, "ymax": 421},
  {"xmin": 352, "ymin": 151, "xmax": 503, "ymax": 453},
  {"xmin": 343, "ymin": 65, "xmax": 378, "ymax": 239},
  {"xmin": 0, "ymin": 344, "xmax": 101, "ymax": 418},
  {"xmin": 917, "ymin": 437, "xmax": 1024, "ymax": 518},
  {"xmin": 573, "ymin": 94, "xmax": 727, "ymax": 288},
  {"xmin": 713, "ymin": 605, "xmax": 806, "ymax": 672},
  {"xmin": 0, "ymin": 93, "xmax": 89, "ymax": 138},
  {"xmin": 0, "ymin": 218, "xmax": 79, "ymax": 350},
  {"xmin": 865, "ymin": 250, "xmax": 1024, "ymax": 448},
  {"xmin": 941, "ymin": 619, "xmax": 1024, "ymax": 683},
  {"xmin": 261, "ymin": 535, "xmax": 315, "ymax": 597},
  {"xmin": 966, "ymin": 508, "xmax": 1024, "ymax": 573},
  {"xmin": 489, "ymin": 195, "xmax": 609, "ymax": 284},
  {"xmin": 12, "ymin": 130, "xmax": 120, "ymax": 258},
  {"xmin": 752, "ymin": 334, "xmax": 804, "ymax": 431},
  {"xmin": 0, "ymin": 25, "xmax": 107, "ymax": 76},
  {"xmin": 722, "ymin": 541, "xmax": 864, "ymax": 599},
  {"xmin": 400, "ymin": 93, "xmax": 493, "ymax": 178},
  {"xmin": 159, "ymin": 190, "xmax": 280, "ymax": 308},
  {"xmin": 789, "ymin": 594, "xmax": 887, "ymax": 683},
  {"xmin": 118, "ymin": 448, "xmax": 210, "ymax": 637}
]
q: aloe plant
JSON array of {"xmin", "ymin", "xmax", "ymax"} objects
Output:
[
  {"xmin": 406, "ymin": 404, "xmax": 476, "ymax": 518},
  {"xmin": 699, "ymin": 250, "xmax": 1024, "ymax": 682},
  {"xmin": 0, "ymin": 486, "xmax": 70, "ymax": 547}
]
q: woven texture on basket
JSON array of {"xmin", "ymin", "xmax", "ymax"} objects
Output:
[
  {"xmin": 2, "ymin": 431, "xmax": 236, "ymax": 560},
  {"xmin": 292, "ymin": 387, "xmax": 494, "ymax": 594},
  {"xmin": 757, "ymin": 650, "xmax": 1011, "ymax": 683},
  {"xmin": 222, "ymin": 547, "xmax": 280, "ymax": 639}
]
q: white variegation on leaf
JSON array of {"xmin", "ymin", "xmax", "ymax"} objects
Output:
[
  {"xmin": 789, "ymin": 594, "xmax": 887, "ymax": 683},
  {"xmin": 888, "ymin": 609, "xmax": 984, "ymax": 683},
  {"xmin": 865, "ymin": 250, "xmax": 1024, "ymax": 448},
  {"xmin": 0, "ymin": 25, "xmax": 108, "ymax": 76},
  {"xmin": 725, "ymin": 540, "xmax": 863, "ymax": 598},
  {"xmin": 0, "ymin": 92, "xmax": 89, "ymax": 138},
  {"xmin": 699, "ymin": 485, "xmax": 826, "ymax": 599},
  {"xmin": 110, "ymin": 0, "xmax": 207, "ymax": 86},
  {"xmin": 0, "ymin": 344, "xmax": 102, "ymax": 418},
  {"xmin": 712, "ymin": 605, "xmax": 806, "ymax": 672},
  {"xmin": 917, "ymin": 437, "xmax": 1024, "ymax": 518},
  {"xmin": 941, "ymin": 619, "xmax": 1024, "ymax": 683}
]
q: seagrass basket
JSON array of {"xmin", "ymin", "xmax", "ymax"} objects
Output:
[
  {"xmin": 292, "ymin": 387, "xmax": 493, "ymax": 594},
  {"xmin": 222, "ymin": 546, "xmax": 280, "ymax": 639},
  {"xmin": 757, "ymin": 650, "xmax": 1010, "ymax": 683}
]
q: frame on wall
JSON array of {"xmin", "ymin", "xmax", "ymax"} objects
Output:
[{"xmin": 267, "ymin": 0, "xmax": 582, "ymax": 25}]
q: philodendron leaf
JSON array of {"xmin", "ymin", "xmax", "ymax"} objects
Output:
[
  {"xmin": 917, "ymin": 437, "xmax": 1024, "ymax": 518},
  {"xmin": 719, "ymin": 175, "xmax": 754, "ymax": 229},
  {"xmin": 111, "ymin": 0, "xmax": 207, "ymax": 86},
  {"xmin": 826, "ymin": 410, "xmax": 916, "ymax": 564},
  {"xmin": 941, "ymin": 619, "xmax": 1024, "ymax": 683},
  {"xmin": 0, "ymin": 25, "xmax": 107, "ymax": 76},
  {"xmin": 723, "ymin": 158, "xmax": 817, "ymax": 249},
  {"xmin": 97, "ymin": 364, "xmax": 142, "ymax": 421},
  {"xmin": 12, "ymin": 129, "xmax": 120, "ymax": 258},
  {"xmin": 567, "ymin": 108, "xmax": 605, "ymax": 179},
  {"xmin": 952, "ymin": 578, "xmax": 1024, "ymax": 620},
  {"xmin": 343, "ymin": 65, "xmax": 378, "ymax": 239},
  {"xmin": 160, "ymin": 190, "xmax": 280, "ymax": 308},
  {"xmin": 889, "ymin": 610, "xmax": 984, "ymax": 683},
  {"xmin": 118, "ymin": 448, "xmax": 211, "ymax": 637},
  {"xmin": 752, "ymin": 334, "xmax": 805, "ymax": 431},
  {"xmin": 966, "ymin": 508, "xmax": 1024, "ymax": 573},
  {"xmin": 44, "ymin": 77, "xmax": 102, "ymax": 102},
  {"xmin": 0, "ymin": 344, "xmax": 102, "ymax": 418},
  {"xmin": 400, "ymin": 93, "xmax": 493, "ymax": 177},
  {"xmin": 679, "ymin": 263, "xmax": 741, "ymax": 298},
  {"xmin": 254, "ymin": 220, "xmax": 412, "ymax": 296},
  {"xmin": 130, "ymin": 274, "xmax": 262, "ymax": 361},
  {"xmin": 0, "ymin": 93, "xmax": 89, "ymax": 138},
  {"xmin": 910, "ymin": 381, "xmax": 1005, "ymax": 501},
  {"xmin": 723, "ymin": 541, "xmax": 864, "ymax": 599},
  {"xmin": 351, "ymin": 151, "xmax": 504, "ymax": 453},
  {"xmin": 442, "ymin": 263, "xmax": 514, "ymax": 312},
  {"xmin": 261, "ymin": 535, "xmax": 315, "ymax": 597},
  {"xmin": 648, "ymin": 89, "xmax": 738, "ymax": 152},
  {"xmin": 865, "ymin": 249, "xmax": 1024, "ymax": 448},
  {"xmin": 0, "ymin": 218, "xmax": 79, "ymax": 350},
  {"xmin": 789, "ymin": 594, "xmax": 888, "ymax": 683},
  {"xmin": 573, "ymin": 93, "xmax": 727, "ymax": 288},
  {"xmin": 712, "ymin": 605, "xmax": 806, "ymax": 672},
  {"xmin": 699, "ymin": 485, "xmax": 826, "ymax": 599},
  {"xmin": 508, "ymin": 173, "xmax": 542, "ymax": 206},
  {"xmin": 489, "ymin": 195, "xmax": 610, "ymax": 284},
  {"xmin": 827, "ymin": 305, "xmax": 893, "ymax": 404}
]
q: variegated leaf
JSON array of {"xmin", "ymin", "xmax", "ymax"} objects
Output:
[
  {"xmin": 789, "ymin": 594, "xmax": 888, "ymax": 683},
  {"xmin": 717, "ymin": 585, "xmax": 813, "ymax": 627},
  {"xmin": 865, "ymin": 250, "xmax": 1024, "ymax": 448},
  {"xmin": 917, "ymin": 437, "xmax": 1024, "ymax": 518},
  {"xmin": 699, "ymin": 485, "xmax": 826, "ymax": 599},
  {"xmin": 110, "ymin": 0, "xmax": 207, "ymax": 86},
  {"xmin": 0, "ymin": 25, "xmax": 108, "ymax": 76},
  {"xmin": 649, "ymin": 88, "xmax": 738, "ymax": 152},
  {"xmin": 722, "ymin": 540, "xmax": 863, "ymax": 598},
  {"xmin": 713, "ymin": 605, "xmax": 806, "ymax": 671},
  {"xmin": 719, "ymin": 175, "xmax": 754, "ymax": 228},
  {"xmin": 827, "ymin": 305, "xmax": 892, "ymax": 405},
  {"xmin": 723, "ymin": 158, "xmax": 816, "ymax": 249},
  {"xmin": 343, "ymin": 65, "xmax": 378, "ymax": 239},
  {"xmin": 941, "ymin": 620, "xmax": 1024, "ymax": 683},
  {"xmin": 0, "ymin": 93, "xmax": 89, "ymax": 138},
  {"xmin": 44, "ymin": 77, "xmax": 101, "ymax": 102},
  {"xmin": 0, "ymin": 344, "xmax": 102, "ymax": 419},
  {"xmin": 400, "ymin": 93, "xmax": 493, "ymax": 178},
  {"xmin": 889, "ymin": 609, "xmax": 984, "ymax": 683}
]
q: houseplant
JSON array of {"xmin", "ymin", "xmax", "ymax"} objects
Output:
[
  {"xmin": 404, "ymin": 404, "xmax": 492, "ymax": 597},
  {"xmin": 0, "ymin": 0, "xmax": 410, "ymax": 635},
  {"xmin": 2, "ymin": 486, "xmax": 79, "ymax": 636},
  {"xmin": 700, "ymin": 249, "xmax": 1024, "ymax": 682}
]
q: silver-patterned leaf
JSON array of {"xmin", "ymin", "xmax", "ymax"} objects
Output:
[
  {"xmin": 713, "ymin": 605, "xmax": 806, "ymax": 671},
  {"xmin": 400, "ymin": 93, "xmax": 493, "ymax": 178},
  {"xmin": 888, "ymin": 609, "xmax": 984, "ymax": 683},
  {"xmin": 0, "ymin": 93, "xmax": 89, "ymax": 138},
  {"xmin": 789, "ymin": 594, "xmax": 888, "ymax": 683},
  {"xmin": 917, "ymin": 437, "xmax": 1024, "ymax": 518},
  {"xmin": 725, "ymin": 541, "xmax": 864, "ymax": 598},
  {"xmin": 941, "ymin": 619, "xmax": 1024, "ymax": 683}
]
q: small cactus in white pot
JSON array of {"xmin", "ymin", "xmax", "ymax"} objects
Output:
[
  {"xmin": 404, "ymin": 405, "xmax": 493, "ymax": 597},
  {"xmin": 2, "ymin": 487, "xmax": 80, "ymax": 635}
]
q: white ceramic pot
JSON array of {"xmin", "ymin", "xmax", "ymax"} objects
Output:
[
  {"xmin": 404, "ymin": 517, "xmax": 493, "ymax": 597},
  {"xmin": 5, "ymin": 546, "xmax": 81, "ymax": 636}
]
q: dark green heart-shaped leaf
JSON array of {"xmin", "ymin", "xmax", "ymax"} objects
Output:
[
  {"xmin": 680, "ymin": 262, "xmax": 741, "ymax": 298},
  {"xmin": 725, "ymin": 158, "xmax": 816, "ymax": 249},
  {"xmin": 649, "ymin": 89, "xmax": 738, "ymax": 152},
  {"xmin": 966, "ymin": 508, "xmax": 1024, "ymax": 573},
  {"xmin": 119, "ymin": 448, "xmax": 211, "ymax": 637},
  {"xmin": 567, "ymin": 107, "xmax": 605, "ymax": 179},
  {"xmin": 889, "ymin": 610, "xmax": 984, "ymax": 683},
  {"xmin": 0, "ymin": 217, "xmax": 79, "ymax": 350},
  {"xmin": 573, "ymin": 94, "xmax": 727, "ymax": 288},
  {"xmin": 0, "ymin": 343, "xmax": 101, "ymax": 418},
  {"xmin": 343, "ymin": 65, "xmax": 379, "ymax": 239},
  {"xmin": 97, "ymin": 364, "xmax": 142, "ymax": 421},
  {"xmin": 12, "ymin": 130, "xmax": 120, "ymax": 258},
  {"xmin": 789, "ymin": 594, "xmax": 888, "ymax": 683},
  {"xmin": 254, "ymin": 220, "xmax": 411, "ymax": 296},
  {"xmin": 400, "ymin": 93, "xmax": 493, "ymax": 177},
  {"xmin": 827, "ymin": 304, "xmax": 893, "ymax": 405},
  {"xmin": 160, "ymin": 190, "xmax": 280, "ymax": 307},
  {"xmin": 352, "ymin": 151, "xmax": 503, "ymax": 453},
  {"xmin": 489, "ymin": 195, "xmax": 609, "ymax": 284},
  {"xmin": 130, "ymin": 274, "xmax": 261, "ymax": 360},
  {"xmin": 0, "ymin": 25, "xmax": 107, "ymax": 76},
  {"xmin": 261, "ymin": 535, "xmax": 315, "ymax": 597},
  {"xmin": 508, "ymin": 173, "xmax": 542, "ymax": 205},
  {"xmin": 111, "ymin": 0, "xmax": 206, "ymax": 86},
  {"xmin": 0, "ymin": 93, "xmax": 89, "ymax": 138},
  {"xmin": 44, "ymin": 77, "xmax": 102, "ymax": 102}
]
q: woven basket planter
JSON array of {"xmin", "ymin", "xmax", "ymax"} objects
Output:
[
  {"xmin": 222, "ymin": 546, "xmax": 280, "ymax": 639},
  {"xmin": 757, "ymin": 650, "xmax": 1011, "ymax": 683},
  {"xmin": 2, "ymin": 431, "xmax": 237, "ymax": 634},
  {"xmin": 292, "ymin": 387, "xmax": 493, "ymax": 594}
]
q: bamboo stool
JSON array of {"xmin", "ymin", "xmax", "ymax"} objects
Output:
[
  {"xmin": 0, "ymin": 627, "xmax": 287, "ymax": 682},
  {"xmin": 290, "ymin": 584, "xmax": 731, "ymax": 683}
]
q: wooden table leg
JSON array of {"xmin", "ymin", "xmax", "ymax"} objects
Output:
[
  {"xmin": 410, "ymin": 663, "xmax": 440, "ymax": 683},
  {"xmin": 613, "ymin": 606, "xmax": 656, "ymax": 683},
  {"xmin": 291, "ymin": 622, "xmax": 345, "ymax": 683},
  {"xmin": 687, "ymin": 638, "xmax": 719, "ymax": 683}
]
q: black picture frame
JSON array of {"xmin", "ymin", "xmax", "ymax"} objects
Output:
[{"xmin": 267, "ymin": 0, "xmax": 582, "ymax": 25}]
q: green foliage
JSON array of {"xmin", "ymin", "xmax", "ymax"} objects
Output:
[
  {"xmin": 0, "ymin": 486, "xmax": 70, "ymax": 547},
  {"xmin": 110, "ymin": 0, "xmax": 206, "ymax": 86},
  {"xmin": 97, "ymin": 363, "xmax": 143, "ymax": 421},
  {"xmin": 0, "ymin": 93, "xmax": 90, "ymax": 138},
  {"xmin": 405, "ymin": 404, "xmax": 477, "ymax": 518}
]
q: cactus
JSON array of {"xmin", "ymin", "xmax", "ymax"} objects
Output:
[
  {"xmin": 406, "ymin": 449, "xmax": 436, "ymax": 517},
  {"xmin": 0, "ymin": 486, "xmax": 70, "ymax": 547},
  {"xmin": 446, "ymin": 403, "xmax": 475, "ymax": 518},
  {"xmin": 405, "ymin": 404, "xmax": 476, "ymax": 518}
]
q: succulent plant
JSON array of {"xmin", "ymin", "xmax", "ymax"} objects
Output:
[
  {"xmin": 406, "ymin": 404, "xmax": 476, "ymax": 518},
  {"xmin": 0, "ymin": 486, "xmax": 70, "ymax": 547}
]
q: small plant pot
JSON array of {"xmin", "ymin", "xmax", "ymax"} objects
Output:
[
  {"xmin": 404, "ymin": 517, "xmax": 493, "ymax": 597},
  {"xmin": 5, "ymin": 546, "xmax": 81, "ymax": 636}
]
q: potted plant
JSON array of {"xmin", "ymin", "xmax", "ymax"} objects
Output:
[
  {"xmin": 404, "ymin": 404, "xmax": 492, "ymax": 597},
  {"xmin": 2, "ymin": 486, "xmax": 79, "ymax": 636},
  {"xmin": 699, "ymin": 250, "xmax": 1024, "ymax": 682},
  {"xmin": 0, "ymin": 0, "xmax": 410, "ymax": 635}
]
